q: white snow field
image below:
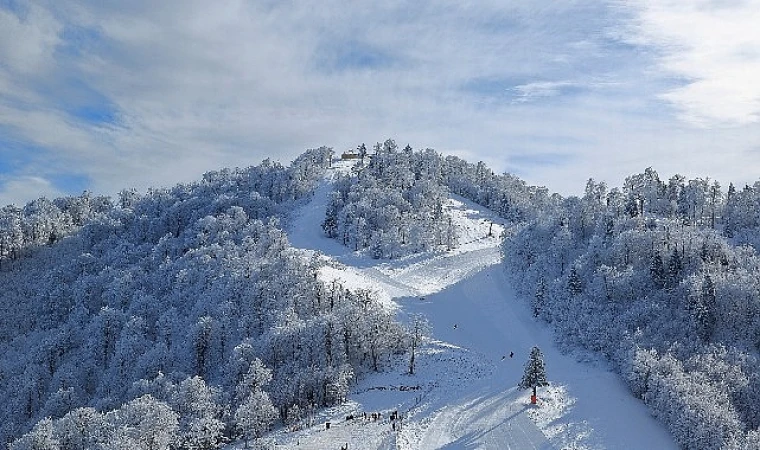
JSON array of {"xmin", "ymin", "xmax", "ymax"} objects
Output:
[{"xmin": 237, "ymin": 161, "xmax": 678, "ymax": 450}]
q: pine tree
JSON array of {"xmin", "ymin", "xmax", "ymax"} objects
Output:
[
  {"xmin": 625, "ymin": 196, "xmax": 641, "ymax": 218},
  {"xmin": 693, "ymin": 274, "xmax": 717, "ymax": 341},
  {"xmin": 519, "ymin": 346, "xmax": 549, "ymax": 402},
  {"xmin": 322, "ymin": 193, "xmax": 341, "ymax": 238},
  {"xmin": 650, "ymin": 251, "xmax": 665, "ymax": 288},
  {"xmin": 567, "ymin": 268, "xmax": 583, "ymax": 296},
  {"xmin": 604, "ymin": 216, "xmax": 615, "ymax": 240},
  {"xmin": 666, "ymin": 248, "xmax": 682, "ymax": 289},
  {"xmin": 534, "ymin": 277, "xmax": 546, "ymax": 317},
  {"xmin": 700, "ymin": 242, "xmax": 710, "ymax": 263}
]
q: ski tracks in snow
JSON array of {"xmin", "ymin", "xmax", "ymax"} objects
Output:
[
  {"xmin": 276, "ymin": 167, "xmax": 552, "ymax": 449},
  {"xmin": 281, "ymin": 169, "xmax": 552, "ymax": 449},
  {"xmin": 277, "ymin": 166, "xmax": 676, "ymax": 450},
  {"xmin": 402, "ymin": 387, "xmax": 551, "ymax": 450},
  {"xmin": 359, "ymin": 246, "xmax": 502, "ymax": 299}
]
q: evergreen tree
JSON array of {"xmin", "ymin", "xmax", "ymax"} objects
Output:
[
  {"xmin": 322, "ymin": 194, "xmax": 340, "ymax": 238},
  {"xmin": 694, "ymin": 274, "xmax": 717, "ymax": 341},
  {"xmin": 650, "ymin": 251, "xmax": 666, "ymax": 288},
  {"xmin": 625, "ymin": 196, "xmax": 641, "ymax": 218},
  {"xmin": 567, "ymin": 268, "xmax": 583, "ymax": 296},
  {"xmin": 724, "ymin": 183, "xmax": 737, "ymax": 237},
  {"xmin": 604, "ymin": 216, "xmax": 615, "ymax": 240},
  {"xmin": 666, "ymin": 248, "xmax": 682, "ymax": 289},
  {"xmin": 519, "ymin": 346, "xmax": 549, "ymax": 401},
  {"xmin": 534, "ymin": 277, "xmax": 546, "ymax": 317}
]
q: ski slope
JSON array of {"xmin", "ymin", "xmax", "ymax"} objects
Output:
[{"xmin": 247, "ymin": 161, "xmax": 677, "ymax": 450}]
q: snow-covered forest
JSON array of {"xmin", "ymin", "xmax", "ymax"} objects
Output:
[
  {"xmin": 0, "ymin": 147, "xmax": 408, "ymax": 448},
  {"xmin": 5, "ymin": 141, "xmax": 760, "ymax": 449},
  {"xmin": 323, "ymin": 140, "xmax": 458, "ymax": 258},
  {"xmin": 323, "ymin": 145, "xmax": 760, "ymax": 449},
  {"xmin": 323, "ymin": 139, "xmax": 550, "ymax": 258},
  {"xmin": 503, "ymin": 171, "xmax": 760, "ymax": 449}
]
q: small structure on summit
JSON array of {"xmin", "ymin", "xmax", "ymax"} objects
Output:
[{"xmin": 341, "ymin": 150, "xmax": 359, "ymax": 160}]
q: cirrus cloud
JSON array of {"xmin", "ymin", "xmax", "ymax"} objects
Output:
[
  {"xmin": 623, "ymin": 0, "xmax": 760, "ymax": 126},
  {"xmin": 1, "ymin": 0, "xmax": 760, "ymax": 206}
]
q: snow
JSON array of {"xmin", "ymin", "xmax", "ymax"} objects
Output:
[{"xmin": 238, "ymin": 160, "xmax": 678, "ymax": 449}]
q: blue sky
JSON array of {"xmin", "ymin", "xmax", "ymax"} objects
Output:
[{"xmin": 2, "ymin": 1, "xmax": 760, "ymax": 206}]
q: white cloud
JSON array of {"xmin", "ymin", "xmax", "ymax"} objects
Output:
[
  {"xmin": 0, "ymin": 175, "xmax": 64, "ymax": 207},
  {"xmin": 1, "ymin": 0, "xmax": 760, "ymax": 206},
  {"xmin": 5, "ymin": 1, "xmax": 616, "ymax": 197},
  {"xmin": 623, "ymin": 0, "xmax": 760, "ymax": 126},
  {"xmin": 0, "ymin": 4, "xmax": 61, "ymax": 74},
  {"xmin": 512, "ymin": 81, "xmax": 574, "ymax": 102}
]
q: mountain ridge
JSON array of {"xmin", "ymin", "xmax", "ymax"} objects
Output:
[{"xmin": 6, "ymin": 143, "xmax": 760, "ymax": 449}]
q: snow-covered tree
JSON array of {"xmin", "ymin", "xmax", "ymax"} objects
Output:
[
  {"xmin": 171, "ymin": 376, "xmax": 227, "ymax": 450},
  {"xmin": 533, "ymin": 277, "xmax": 546, "ymax": 317},
  {"xmin": 567, "ymin": 267, "xmax": 583, "ymax": 296},
  {"xmin": 519, "ymin": 346, "xmax": 549, "ymax": 401},
  {"xmin": 691, "ymin": 274, "xmax": 717, "ymax": 342},
  {"xmin": 0, "ymin": 147, "xmax": 414, "ymax": 445},
  {"xmin": 501, "ymin": 165, "xmax": 760, "ymax": 447},
  {"xmin": 649, "ymin": 251, "xmax": 666, "ymax": 289},
  {"xmin": 8, "ymin": 418, "xmax": 58, "ymax": 450},
  {"xmin": 234, "ymin": 390, "xmax": 277, "ymax": 448},
  {"xmin": 406, "ymin": 314, "xmax": 430, "ymax": 375},
  {"xmin": 106, "ymin": 395, "xmax": 178, "ymax": 450},
  {"xmin": 55, "ymin": 407, "xmax": 103, "ymax": 450},
  {"xmin": 324, "ymin": 142, "xmax": 458, "ymax": 258}
]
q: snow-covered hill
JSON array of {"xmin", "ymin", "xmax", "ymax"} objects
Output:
[{"xmin": 239, "ymin": 160, "xmax": 677, "ymax": 449}]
